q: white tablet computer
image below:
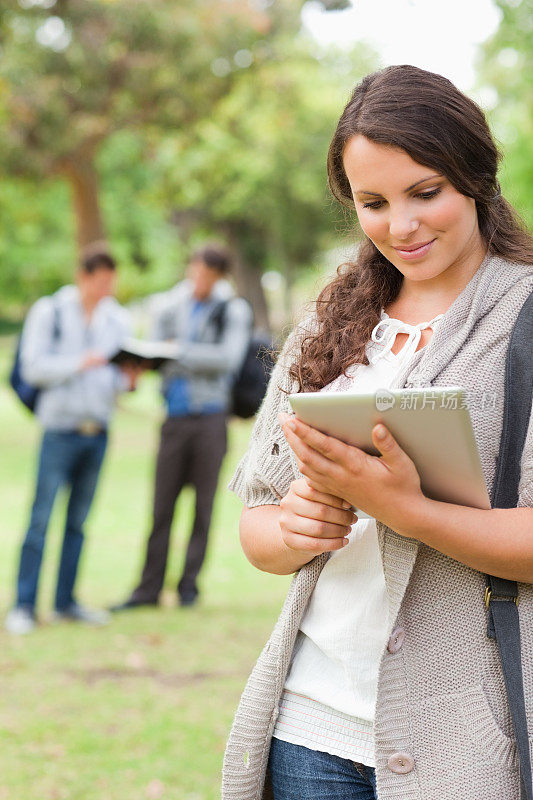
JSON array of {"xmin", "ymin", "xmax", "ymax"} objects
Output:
[{"xmin": 289, "ymin": 387, "xmax": 490, "ymax": 510}]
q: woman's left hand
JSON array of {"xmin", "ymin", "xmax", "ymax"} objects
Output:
[{"xmin": 278, "ymin": 412, "xmax": 427, "ymax": 533}]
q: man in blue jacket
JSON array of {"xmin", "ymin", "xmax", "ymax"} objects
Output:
[{"xmin": 113, "ymin": 243, "xmax": 252, "ymax": 609}]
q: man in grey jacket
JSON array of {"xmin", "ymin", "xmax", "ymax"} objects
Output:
[
  {"xmin": 5, "ymin": 249, "xmax": 134, "ymax": 635},
  {"xmin": 113, "ymin": 244, "xmax": 252, "ymax": 609}
]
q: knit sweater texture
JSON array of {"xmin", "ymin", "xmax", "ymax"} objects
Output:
[{"xmin": 223, "ymin": 254, "xmax": 533, "ymax": 800}]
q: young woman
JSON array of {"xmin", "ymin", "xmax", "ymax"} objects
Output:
[{"xmin": 223, "ymin": 65, "xmax": 533, "ymax": 800}]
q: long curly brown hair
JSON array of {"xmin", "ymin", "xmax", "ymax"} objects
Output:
[{"xmin": 289, "ymin": 65, "xmax": 533, "ymax": 393}]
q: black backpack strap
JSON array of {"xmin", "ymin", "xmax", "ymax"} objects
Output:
[
  {"xmin": 210, "ymin": 297, "xmax": 254, "ymax": 342},
  {"xmin": 209, "ymin": 299, "xmax": 228, "ymax": 341},
  {"xmin": 486, "ymin": 289, "xmax": 533, "ymax": 799},
  {"xmin": 491, "ymin": 289, "xmax": 533, "ymax": 508},
  {"xmin": 52, "ymin": 299, "xmax": 61, "ymax": 341}
]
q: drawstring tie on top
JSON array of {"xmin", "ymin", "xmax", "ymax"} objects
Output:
[{"xmin": 369, "ymin": 313, "xmax": 444, "ymax": 364}]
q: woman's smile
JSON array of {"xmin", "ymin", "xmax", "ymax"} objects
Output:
[{"xmin": 392, "ymin": 239, "xmax": 436, "ymax": 260}]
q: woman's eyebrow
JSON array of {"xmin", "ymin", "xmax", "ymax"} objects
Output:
[
  {"xmin": 356, "ymin": 174, "xmax": 443, "ymax": 197},
  {"xmin": 404, "ymin": 174, "xmax": 442, "ymax": 192}
]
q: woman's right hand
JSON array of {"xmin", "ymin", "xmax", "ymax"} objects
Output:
[{"xmin": 279, "ymin": 478, "xmax": 357, "ymax": 556}]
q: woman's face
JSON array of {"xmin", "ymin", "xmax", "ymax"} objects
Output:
[{"xmin": 342, "ymin": 135, "xmax": 485, "ymax": 285}]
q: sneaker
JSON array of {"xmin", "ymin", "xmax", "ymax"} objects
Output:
[
  {"xmin": 53, "ymin": 603, "xmax": 110, "ymax": 626},
  {"xmin": 5, "ymin": 607, "xmax": 36, "ymax": 635}
]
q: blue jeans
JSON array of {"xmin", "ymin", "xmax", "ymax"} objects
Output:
[
  {"xmin": 16, "ymin": 430, "xmax": 107, "ymax": 612},
  {"xmin": 268, "ymin": 738, "xmax": 377, "ymax": 800}
]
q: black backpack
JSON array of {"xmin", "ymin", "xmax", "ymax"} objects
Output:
[
  {"xmin": 212, "ymin": 299, "xmax": 275, "ymax": 419},
  {"xmin": 10, "ymin": 301, "xmax": 61, "ymax": 413}
]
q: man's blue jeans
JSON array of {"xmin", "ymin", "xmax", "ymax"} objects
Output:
[
  {"xmin": 268, "ymin": 738, "xmax": 377, "ymax": 800},
  {"xmin": 16, "ymin": 430, "xmax": 107, "ymax": 612}
]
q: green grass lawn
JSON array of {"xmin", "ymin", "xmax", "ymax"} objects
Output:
[{"xmin": 0, "ymin": 336, "xmax": 291, "ymax": 800}]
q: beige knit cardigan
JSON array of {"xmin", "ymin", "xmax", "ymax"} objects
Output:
[{"xmin": 224, "ymin": 254, "xmax": 533, "ymax": 800}]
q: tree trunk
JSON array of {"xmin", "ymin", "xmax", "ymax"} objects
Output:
[
  {"xmin": 62, "ymin": 157, "xmax": 106, "ymax": 252},
  {"xmin": 223, "ymin": 229, "xmax": 271, "ymax": 333},
  {"xmin": 269, "ymin": 234, "xmax": 293, "ymax": 330},
  {"xmin": 232, "ymin": 253, "xmax": 271, "ymax": 333}
]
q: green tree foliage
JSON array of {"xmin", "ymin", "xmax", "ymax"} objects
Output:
[
  {"xmin": 478, "ymin": 0, "xmax": 533, "ymax": 228},
  {"xmin": 0, "ymin": 0, "xmax": 277, "ymax": 248},
  {"xmin": 0, "ymin": 0, "xmax": 365, "ymax": 318},
  {"xmin": 155, "ymin": 41, "xmax": 377, "ymax": 326}
]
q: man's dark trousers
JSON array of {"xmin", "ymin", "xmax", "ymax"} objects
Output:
[{"xmin": 131, "ymin": 412, "xmax": 227, "ymax": 603}]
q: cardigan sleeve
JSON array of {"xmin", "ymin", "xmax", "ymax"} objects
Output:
[
  {"xmin": 518, "ymin": 406, "xmax": 533, "ymax": 508},
  {"xmin": 228, "ymin": 322, "xmax": 309, "ymax": 508}
]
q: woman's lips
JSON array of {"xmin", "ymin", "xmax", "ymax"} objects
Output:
[{"xmin": 393, "ymin": 239, "xmax": 436, "ymax": 260}]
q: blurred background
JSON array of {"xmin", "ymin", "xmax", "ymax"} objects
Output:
[{"xmin": 0, "ymin": 1, "xmax": 531, "ymax": 798}]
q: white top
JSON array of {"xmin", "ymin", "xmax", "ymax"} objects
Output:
[{"xmin": 272, "ymin": 311, "xmax": 443, "ymax": 766}]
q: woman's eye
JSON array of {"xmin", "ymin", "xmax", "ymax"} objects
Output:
[
  {"xmin": 362, "ymin": 200, "xmax": 384, "ymax": 210},
  {"xmin": 416, "ymin": 188, "xmax": 441, "ymax": 201}
]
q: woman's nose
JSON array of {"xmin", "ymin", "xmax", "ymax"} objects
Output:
[{"xmin": 389, "ymin": 209, "xmax": 419, "ymax": 240}]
